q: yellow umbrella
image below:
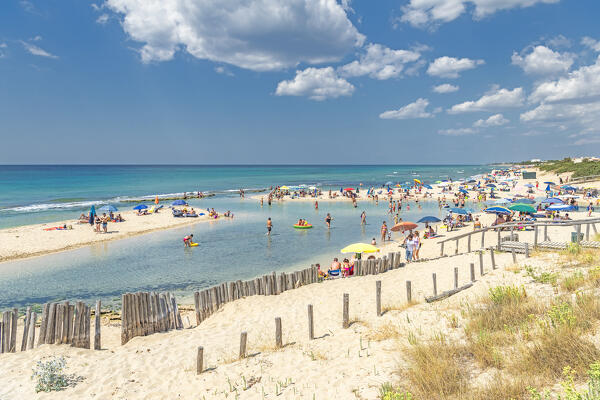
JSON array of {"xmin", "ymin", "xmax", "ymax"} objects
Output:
[
  {"xmin": 341, "ymin": 243, "xmax": 380, "ymax": 254},
  {"xmin": 414, "ymin": 179, "xmax": 422, "ymax": 184},
  {"xmin": 280, "ymin": 186, "xmax": 289, "ymax": 190}
]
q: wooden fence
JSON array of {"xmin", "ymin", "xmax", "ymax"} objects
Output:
[
  {"xmin": 121, "ymin": 292, "xmax": 183, "ymax": 345},
  {"xmin": 437, "ymin": 217, "xmax": 600, "ymax": 257},
  {"xmin": 193, "ymin": 252, "xmax": 405, "ymax": 326}
]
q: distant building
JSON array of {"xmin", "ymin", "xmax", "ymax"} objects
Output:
[
  {"xmin": 573, "ymin": 157, "xmax": 600, "ymax": 163},
  {"xmin": 530, "ymin": 158, "xmax": 541, "ymax": 163}
]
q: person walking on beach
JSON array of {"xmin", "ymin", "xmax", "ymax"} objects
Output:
[
  {"xmin": 413, "ymin": 231, "xmax": 421, "ymax": 260},
  {"xmin": 266, "ymin": 217, "xmax": 272, "ymax": 235},
  {"xmin": 360, "ymin": 211, "xmax": 366, "ymax": 225},
  {"xmin": 404, "ymin": 233, "xmax": 414, "ymax": 262},
  {"xmin": 101, "ymin": 213, "xmax": 109, "ymax": 233},
  {"xmin": 183, "ymin": 234, "xmax": 194, "ymax": 247},
  {"xmin": 325, "ymin": 213, "xmax": 332, "ymax": 229},
  {"xmin": 380, "ymin": 221, "xmax": 388, "ymax": 243}
]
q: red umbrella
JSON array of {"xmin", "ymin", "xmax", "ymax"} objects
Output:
[
  {"xmin": 391, "ymin": 222, "xmax": 417, "ymax": 232},
  {"xmin": 344, "ymin": 188, "xmax": 354, "ymax": 191}
]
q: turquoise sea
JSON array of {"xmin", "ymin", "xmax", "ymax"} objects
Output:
[{"xmin": 0, "ymin": 165, "xmax": 492, "ymax": 309}]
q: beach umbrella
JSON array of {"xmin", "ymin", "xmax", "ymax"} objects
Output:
[
  {"xmin": 88, "ymin": 205, "xmax": 96, "ymax": 224},
  {"xmin": 509, "ymin": 203, "xmax": 536, "ymax": 213},
  {"xmin": 385, "ymin": 181, "xmax": 393, "ymax": 186},
  {"xmin": 493, "ymin": 198, "xmax": 512, "ymax": 204},
  {"xmin": 499, "ymin": 182, "xmax": 509, "ymax": 186},
  {"xmin": 391, "ymin": 221, "xmax": 418, "ymax": 232},
  {"xmin": 545, "ymin": 184, "xmax": 551, "ymax": 192},
  {"xmin": 517, "ymin": 198, "xmax": 536, "ymax": 204},
  {"xmin": 414, "ymin": 178, "xmax": 422, "ymax": 184},
  {"xmin": 280, "ymin": 186, "xmax": 289, "ymax": 190},
  {"xmin": 541, "ymin": 197, "xmax": 564, "ymax": 204},
  {"xmin": 562, "ymin": 185, "xmax": 577, "ymax": 191},
  {"xmin": 484, "ymin": 206, "xmax": 512, "ymax": 215},
  {"xmin": 171, "ymin": 200, "xmax": 188, "ymax": 206},
  {"xmin": 547, "ymin": 204, "xmax": 576, "ymax": 211},
  {"xmin": 417, "ymin": 216, "xmax": 441, "ymax": 223},
  {"xmin": 423, "ymin": 184, "xmax": 433, "ymax": 189},
  {"xmin": 524, "ymin": 183, "xmax": 535, "ymax": 188},
  {"xmin": 344, "ymin": 188, "xmax": 354, "ymax": 191},
  {"xmin": 450, "ymin": 207, "xmax": 468, "ymax": 215},
  {"xmin": 486, "ymin": 184, "xmax": 496, "ymax": 188},
  {"xmin": 133, "ymin": 204, "xmax": 148, "ymax": 210},
  {"xmin": 99, "ymin": 205, "xmax": 118, "ymax": 212},
  {"xmin": 435, "ymin": 180, "xmax": 442, "ymax": 184},
  {"xmin": 341, "ymin": 243, "xmax": 380, "ymax": 254},
  {"xmin": 544, "ymin": 181, "xmax": 556, "ymax": 185},
  {"xmin": 459, "ymin": 188, "xmax": 468, "ymax": 194}
]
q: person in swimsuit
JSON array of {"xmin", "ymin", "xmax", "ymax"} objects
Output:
[
  {"xmin": 101, "ymin": 213, "xmax": 108, "ymax": 233},
  {"xmin": 325, "ymin": 213, "xmax": 332, "ymax": 228},
  {"xmin": 183, "ymin": 234, "xmax": 194, "ymax": 247},
  {"xmin": 267, "ymin": 217, "xmax": 272, "ymax": 235},
  {"xmin": 380, "ymin": 221, "xmax": 388, "ymax": 243},
  {"xmin": 360, "ymin": 211, "xmax": 366, "ymax": 225},
  {"xmin": 315, "ymin": 201, "xmax": 318, "ymax": 210}
]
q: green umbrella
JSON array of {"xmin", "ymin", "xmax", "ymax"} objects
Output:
[{"xmin": 509, "ymin": 203, "xmax": 536, "ymax": 213}]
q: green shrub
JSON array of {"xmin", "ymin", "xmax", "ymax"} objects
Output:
[
  {"xmin": 379, "ymin": 383, "xmax": 414, "ymax": 400},
  {"xmin": 489, "ymin": 285, "xmax": 527, "ymax": 305},
  {"xmin": 31, "ymin": 357, "xmax": 69, "ymax": 393}
]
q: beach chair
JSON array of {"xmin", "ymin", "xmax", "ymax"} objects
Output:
[{"xmin": 328, "ymin": 269, "xmax": 341, "ymax": 278}]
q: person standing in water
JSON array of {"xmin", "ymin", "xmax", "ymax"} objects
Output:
[
  {"xmin": 183, "ymin": 234, "xmax": 194, "ymax": 247},
  {"xmin": 325, "ymin": 213, "xmax": 332, "ymax": 229},
  {"xmin": 315, "ymin": 200, "xmax": 318, "ymax": 210},
  {"xmin": 266, "ymin": 217, "xmax": 272, "ymax": 235},
  {"xmin": 380, "ymin": 221, "xmax": 388, "ymax": 243},
  {"xmin": 360, "ymin": 211, "xmax": 366, "ymax": 225}
]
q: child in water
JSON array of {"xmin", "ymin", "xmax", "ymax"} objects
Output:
[{"xmin": 183, "ymin": 234, "xmax": 194, "ymax": 247}]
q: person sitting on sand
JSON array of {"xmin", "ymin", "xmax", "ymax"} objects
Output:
[
  {"xmin": 342, "ymin": 259, "xmax": 350, "ymax": 277},
  {"xmin": 328, "ymin": 258, "xmax": 341, "ymax": 274},
  {"xmin": 473, "ymin": 217, "xmax": 481, "ymax": 229},
  {"xmin": 371, "ymin": 238, "xmax": 377, "ymax": 245},
  {"xmin": 183, "ymin": 234, "xmax": 194, "ymax": 247}
]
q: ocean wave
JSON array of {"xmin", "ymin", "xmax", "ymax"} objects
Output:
[{"xmin": 2, "ymin": 200, "xmax": 107, "ymax": 213}]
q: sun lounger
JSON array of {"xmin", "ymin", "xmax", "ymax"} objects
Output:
[{"xmin": 328, "ymin": 269, "xmax": 341, "ymax": 278}]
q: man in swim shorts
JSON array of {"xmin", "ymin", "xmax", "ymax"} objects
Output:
[
  {"xmin": 267, "ymin": 218, "xmax": 272, "ymax": 235},
  {"xmin": 183, "ymin": 234, "xmax": 194, "ymax": 247},
  {"xmin": 325, "ymin": 213, "xmax": 332, "ymax": 228}
]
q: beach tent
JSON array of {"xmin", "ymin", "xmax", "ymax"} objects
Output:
[
  {"xmin": 509, "ymin": 204, "xmax": 536, "ymax": 213},
  {"xmin": 484, "ymin": 206, "xmax": 512, "ymax": 215},
  {"xmin": 172, "ymin": 200, "xmax": 188, "ymax": 206},
  {"xmin": 99, "ymin": 205, "xmax": 118, "ymax": 212},
  {"xmin": 133, "ymin": 204, "xmax": 148, "ymax": 210},
  {"xmin": 547, "ymin": 204, "xmax": 576, "ymax": 211},
  {"xmin": 417, "ymin": 216, "xmax": 441, "ymax": 223}
]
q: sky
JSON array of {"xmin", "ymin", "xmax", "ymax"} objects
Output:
[{"xmin": 1, "ymin": 0, "xmax": 600, "ymax": 164}]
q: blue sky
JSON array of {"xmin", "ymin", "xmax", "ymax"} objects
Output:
[{"xmin": 1, "ymin": 0, "xmax": 600, "ymax": 164}]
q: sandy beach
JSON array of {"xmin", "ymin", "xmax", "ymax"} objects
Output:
[{"xmin": 0, "ymin": 208, "xmax": 228, "ymax": 263}]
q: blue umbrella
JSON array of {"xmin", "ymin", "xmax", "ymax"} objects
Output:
[
  {"xmin": 517, "ymin": 198, "xmax": 536, "ymax": 204},
  {"xmin": 545, "ymin": 184, "xmax": 551, "ymax": 192},
  {"xmin": 133, "ymin": 204, "xmax": 148, "ymax": 210},
  {"xmin": 544, "ymin": 181, "xmax": 556, "ymax": 185},
  {"xmin": 493, "ymin": 198, "xmax": 512, "ymax": 204},
  {"xmin": 89, "ymin": 205, "xmax": 96, "ymax": 224},
  {"xmin": 484, "ymin": 206, "xmax": 512, "ymax": 215},
  {"xmin": 99, "ymin": 205, "xmax": 118, "ymax": 212},
  {"xmin": 171, "ymin": 200, "xmax": 188, "ymax": 206},
  {"xmin": 547, "ymin": 204, "xmax": 576, "ymax": 211},
  {"xmin": 423, "ymin": 184, "xmax": 433, "ymax": 189},
  {"xmin": 562, "ymin": 185, "xmax": 577, "ymax": 191},
  {"xmin": 417, "ymin": 216, "xmax": 441, "ymax": 223},
  {"xmin": 524, "ymin": 183, "xmax": 535, "ymax": 188},
  {"xmin": 459, "ymin": 188, "xmax": 468, "ymax": 194},
  {"xmin": 385, "ymin": 181, "xmax": 393, "ymax": 186},
  {"xmin": 450, "ymin": 207, "xmax": 468, "ymax": 215},
  {"xmin": 541, "ymin": 197, "xmax": 564, "ymax": 204},
  {"xmin": 487, "ymin": 184, "xmax": 496, "ymax": 188}
]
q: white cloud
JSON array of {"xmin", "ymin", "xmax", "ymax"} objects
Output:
[
  {"xmin": 275, "ymin": 67, "xmax": 354, "ymax": 101},
  {"xmin": 449, "ymin": 86, "xmax": 525, "ymax": 113},
  {"xmin": 427, "ymin": 56, "xmax": 484, "ymax": 78},
  {"xmin": 379, "ymin": 98, "xmax": 433, "ymax": 120},
  {"xmin": 521, "ymin": 101, "xmax": 600, "ymax": 124},
  {"xmin": 511, "ymin": 45, "xmax": 573, "ymax": 75},
  {"xmin": 0, "ymin": 43, "xmax": 7, "ymax": 48},
  {"xmin": 582, "ymin": 37, "xmax": 600, "ymax": 52},
  {"xmin": 105, "ymin": 0, "xmax": 364, "ymax": 71},
  {"xmin": 338, "ymin": 43, "xmax": 421, "ymax": 80},
  {"xmin": 96, "ymin": 14, "xmax": 109, "ymax": 24},
  {"xmin": 215, "ymin": 66, "xmax": 234, "ymax": 76},
  {"xmin": 473, "ymin": 113, "xmax": 509, "ymax": 127},
  {"xmin": 529, "ymin": 56, "xmax": 600, "ymax": 103},
  {"xmin": 433, "ymin": 83, "xmax": 459, "ymax": 93},
  {"xmin": 20, "ymin": 41, "xmax": 58, "ymax": 59},
  {"xmin": 438, "ymin": 127, "xmax": 477, "ymax": 136},
  {"xmin": 546, "ymin": 35, "xmax": 571, "ymax": 48},
  {"xmin": 400, "ymin": 0, "xmax": 560, "ymax": 28}
]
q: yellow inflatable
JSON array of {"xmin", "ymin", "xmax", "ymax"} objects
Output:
[{"xmin": 190, "ymin": 243, "xmax": 199, "ymax": 247}]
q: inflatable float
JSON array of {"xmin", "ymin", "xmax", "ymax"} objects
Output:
[
  {"xmin": 190, "ymin": 243, "xmax": 199, "ymax": 247},
  {"xmin": 293, "ymin": 224, "xmax": 313, "ymax": 229}
]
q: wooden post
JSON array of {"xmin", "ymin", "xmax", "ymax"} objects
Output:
[
  {"xmin": 454, "ymin": 268, "xmax": 458, "ymax": 289},
  {"xmin": 586, "ymin": 223, "xmax": 590, "ymax": 241},
  {"xmin": 61, "ymin": 302, "xmax": 69, "ymax": 344},
  {"xmin": 479, "ymin": 251, "xmax": 484, "ymax": 276},
  {"xmin": 481, "ymin": 230, "xmax": 485, "ymax": 248},
  {"xmin": 593, "ymin": 223, "xmax": 598, "ymax": 234},
  {"xmin": 196, "ymin": 346, "xmax": 204, "ymax": 374},
  {"xmin": 406, "ymin": 281, "xmax": 412, "ymax": 303},
  {"xmin": 490, "ymin": 247, "xmax": 496, "ymax": 269},
  {"xmin": 497, "ymin": 229, "xmax": 501, "ymax": 249},
  {"xmin": 38, "ymin": 303, "xmax": 49, "ymax": 346},
  {"xmin": 27, "ymin": 312, "xmax": 37, "ymax": 350},
  {"xmin": 21, "ymin": 307, "xmax": 31, "ymax": 352},
  {"xmin": 239, "ymin": 331, "xmax": 247, "ymax": 359},
  {"xmin": 275, "ymin": 317, "xmax": 283, "ymax": 348},
  {"xmin": 544, "ymin": 225, "xmax": 548, "ymax": 241},
  {"xmin": 455, "ymin": 239, "xmax": 459, "ymax": 255},
  {"xmin": 94, "ymin": 300, "xmax": 101, "ymax": 350},
  {"xmin": 510, "ymin": 226, "xmax": 515, "ymax": 241},
  {"xmin": 121, "ymin": 294, "xmax": 128, "ymax": 345},
  {"xmin": 46, "ymin": 303, "xmax": 57, "ymax": 344},
  {"xmin": 525, "ymin": 243, "xmax": 530, "ymax": 258},
  {"xmin": 54, "ymin": 304, "xmax": 63, "ymax": 345},
  {"xmin": 432, "ymin": 273, "xmax": 437, "ymax": 297},
  {"xmin": 342, "ymin": 294, "xmax": 349, "ymax": 328},
  {"xmin": 468, "ymin": 235, "xmax": 471, "ymax": 253},
  {"xmin": 534, "ymin": 226, "xmax": 538, "ymax": 248},
  {"xmin": 512, "ymin": 249, "xmax": 517, "ymax": 263},
  {"xmin": 470, "ymin": 263, "xmax": 475, "ymax": 282},
  {"xmin": 376, "ymin": 281, "xmax": 382, "ymax": 317},
  {"xmin": 440, "ymin": 242, "xmax": 444, "ymax": 256},
  {"xmin": 308, "ymin": 304, "xmax": 314, "ymax": 340},
  {"xmin": 577, "ymin": 224, "xmax": 582, "ymax": 243}
]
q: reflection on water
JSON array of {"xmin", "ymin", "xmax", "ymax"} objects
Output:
[{"xmin": 0, "ymin": 197, "xmax": 460, "ymax": 309}]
